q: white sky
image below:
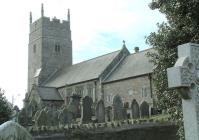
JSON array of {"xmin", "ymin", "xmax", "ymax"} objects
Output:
[{"xmin": 0, "ymin": 0, "xmax": 166, "ymax": 108}]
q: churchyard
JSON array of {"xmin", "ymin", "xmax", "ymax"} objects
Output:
[
  {"xmin": 0, "ymin": 84, "xmax": 177, "ymax": 140},
  {"xmin": 1, "ymin": 43, "xmax": 199, "ymax": 140}
]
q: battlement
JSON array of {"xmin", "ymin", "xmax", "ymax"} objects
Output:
[
  {"xmin": 30, "ymin": 17, "xmax": 70, "ymax": 33},
  {"xmin": 31, "ymin": 16, "xmax": 69, "ymax": 25},
  {"xmin": 50, "ymin": 17, "xmax": 69, "ymax": 24},
  {"xmin": 29, "ymin": 4, "xmax": 70, "ymax": 34}
]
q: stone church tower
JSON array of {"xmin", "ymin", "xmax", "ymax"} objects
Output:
[{"xmin": 28, "ymin": 4, "xmax": 72, "ymax": 92}]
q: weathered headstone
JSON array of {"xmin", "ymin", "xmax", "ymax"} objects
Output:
[
  {"xmin": 52, "ymin": 110, "xmax": 59, "ymax": 126},
  {"xmin": 112, "ymin": 95, "xmax": 126, "ymax": 120},
  {"xmin": 68, "ymin": 94, "xmax": 81, "ymax": 118},
  {"xmin": 95, "ymin": 100, "xmax": 105, "ymax": 123},
  {"xmin": 167, "ymin": 43, "xmax": 199, "ymax": 140},
  {"xmin": 131, "ymin": 99, "xmax": 140, "ymax": 119},
  {"xmin": 32, "ymin": 109, "xmax": 41, "ymax": 125},
  {"xmin": 12, "ymin": 105, "xmax": 20, "ymax": 122},
  {"xmin": 29, "ymin": 99, "xmax": 38, "ymax": 117},
  {"xmin": 81, "ymin": 96, "xmax": 93, "ymax": 123},
  {"xmin": 140, "ymin": 101, "xmax": 149, "ymax": 118},
  {"xmin": 46, "ymin": 109, "xmax": 59, "ymax": 126},
  {"xmin": 124, "ymin": 102, "xmax": 130, "ymax": 119},
  {"xmin": 18, "ymin": 108, "xmax": 29, "ymax": 126},
  {"xmin": 58, "ymin": 107, "xmax": 74, "ymax": 125},
  {"xmin": 106, "ymin": 106, "xmax": 112, "ymax": 121},
  {"xmin": 35, "ymin": 108, "xmax": 48, "ymax": 126}
]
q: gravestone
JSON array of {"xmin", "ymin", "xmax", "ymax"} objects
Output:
[
  {"xmin": 81, "ymin": 96, "xmax": 93, "ymax": 123},
  {"xmin": 131, "ymin": 99, "xmax": 140, "ymax": 119},
  {"xmin": 140, "ymin": 101, "xmax": 149, "ymax": 118},
  {"xmin": 46, "ymin": 109, "xmax": 53, "ymax": 125},
  {"xmin": 35, "ymin": 108, "xmax": 48, "ymax": 126},
  {"xmin": 58, "ymin": 107, "xmax": 74, "ymax": 125},
  {"xmin": 106, "ymin": 106, "xmax": 112, "ymax": 121},
  {"xmin": 32, "ymin": 109, "xmax": 41, "ymax": 125},
  {"xmin": 12, "ymin": 105, "xmax": 20, "ymax": 122},
  {"xmin": 46, "ymin": 109, "xmax": 59, "ymax": 126},
  {"xmin": 68, "ymin": 94, "xmax": 81, "ymax": 118},
  {"xmin": 167, "ymin": 43, "xmax": 199, "ymax": 140},
  {"xmin": 95, "ymin": 100, "xmax": 105, "ymax": 123},
  {"xmin": 18, "ymin": 108, "xmax": 28, "ymax": 126},
  {"xmin": 112, "ymin": 95, "xmax": 126, "ymax": 120},
  {"xmin": 51, "ymin": 110, "xmax": 59, "ymax": 126},
  {"xmin": 29, "ymin": 99, "xmax": 38, "ymax": 117}
]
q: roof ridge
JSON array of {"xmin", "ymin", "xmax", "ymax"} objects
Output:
[
  {"xmin": 37, "ymin": 86, "xmax": 56, "ymax": 89},
  {"xmin": 104, "ymin": 47, "xmax": 154, "ymax": 83},
  {"xmin": 72, "ymin": 49, "xmax": 121, "ymax": 66}
]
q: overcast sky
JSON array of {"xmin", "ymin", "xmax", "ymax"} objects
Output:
[{"xmin": 0, "ymin": 0, "xmax": 166, "ymax": 108}]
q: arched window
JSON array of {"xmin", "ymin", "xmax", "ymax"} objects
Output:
[
  {"xmin": 141, "ymin": 87, "xmax": 147, "ymax": 97},
  {"xmin": 87, "ymin": 85, "xmax": 93, "ymax": 97}
]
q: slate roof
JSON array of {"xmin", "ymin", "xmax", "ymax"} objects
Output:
[
  {"xmin": 37, "ymin": 86, "xmax": 63, "ymax": 101},
  {"xmin": 45, "ymin": 50, "xmax": 121, "ymax": 87},
  {"xmin": 104, "ymin": 48, "xmax": 154, "ymax": 83}
]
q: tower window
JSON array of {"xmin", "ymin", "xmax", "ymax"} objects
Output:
[
  {"xmin": 33, "ymin": 44, "xmax": 36, "ymax": 53},
  {"xmin": 55, "ymin": 44, "xmax": 61, "ymax": 53}
]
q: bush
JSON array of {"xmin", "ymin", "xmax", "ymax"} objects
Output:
[{"xmin": 0, "ymin": 88, "xmax": 13, "ymax": 124}]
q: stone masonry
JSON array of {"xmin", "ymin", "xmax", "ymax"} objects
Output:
[
  {"xmin": 28, "ymin": 6, "xmax": 72, "ymax": 92},
  {"xmin": 25, "ymin": 4, "xmax": 157, "ymax": 124}
]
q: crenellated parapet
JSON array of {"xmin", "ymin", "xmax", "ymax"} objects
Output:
[{"xmin": 30, "ymin": 17, "xmax": 70, "ymax": 32}]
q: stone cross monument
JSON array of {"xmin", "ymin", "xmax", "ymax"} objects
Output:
[{"xmin": 167, "ymin": 43, "xmax": 199, "ymax": 140}]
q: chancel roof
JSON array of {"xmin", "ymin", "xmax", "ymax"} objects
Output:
[
  {"xmin": 37, "ymin": 86, "xmax": 63, "ymax": 101},
  {"xmin": 44, "ymin": 50, "xmax": 121, "ymax": 87},
  {"xmin": 104, "ymin": 48, "xmax": 154, "ymax": 83}
]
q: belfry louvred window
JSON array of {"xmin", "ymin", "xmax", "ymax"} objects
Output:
[
  {"xmin": 33, "ymin": 44, "xmax": 36, "ymax": 53},
  {"xmin": 55, "ymin": 44, "xmax": 61, "ymax": 53}
]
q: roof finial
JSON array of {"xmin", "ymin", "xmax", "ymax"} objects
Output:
[
  {"xmin": 67, "ymin": 9, "xmax": 70, "ymax": 22},
  {"xmin": 30, "ymin": 12, "xmax": 32, "ymax": 24},
  {"xmin": 41, "ymin": 3, "xmax": 44, "ymax": 17},
  {"xmin": 123, "ymin": 40, "xmax": 126, "ymax": 47}
]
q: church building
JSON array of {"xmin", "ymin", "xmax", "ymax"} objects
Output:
[{"xmin": 25, "ymin": 4, "xmax": 155, "ymax": 121}]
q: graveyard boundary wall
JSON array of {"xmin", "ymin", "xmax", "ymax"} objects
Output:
[{"xmin": 32, "ymin": 122, "xmax": 179, "ymax": 140}]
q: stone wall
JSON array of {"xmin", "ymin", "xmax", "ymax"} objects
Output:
[
  {"xmin": 58, "ymin": 80, "xmax": 100, "ymax": 104},
  {"xmin": 103, "ymin": 75, "xmax": 153, "ymax": 108},
  {"xmin": 33, "ymin": 123, "xmax": 178, "ymax": 140}
]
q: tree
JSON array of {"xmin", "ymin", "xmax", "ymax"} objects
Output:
[
  {"xmin": 0, "ymin": 88, "xmax": 13, "ymax": 124},
  {"xmin": 146, "ymin": 1, "xmax": 199, "ymax": 139}
]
